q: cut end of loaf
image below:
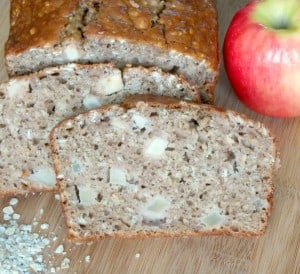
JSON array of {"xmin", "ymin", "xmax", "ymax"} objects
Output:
[
  {"xmin": 50, "ymin": 101, "xmax": 278, "ymax": 241},
  {"xmin": 5, "ymin": 0, "xmax": 219, "ymax": 103},
  {"xmin": 0, "ymin": 64, "xmax": 197, "ymax": 195},
  {"xmin": 5, "ymin": 40, "xmax": 217, "ymax": 103}
]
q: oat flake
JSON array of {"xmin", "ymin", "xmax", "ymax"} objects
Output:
[{"xmin": 0, "ymin": 200, "xmax": 70, "ymax": 273}]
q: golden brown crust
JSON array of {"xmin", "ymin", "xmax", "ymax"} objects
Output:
[
  {"xmin": 5, "ymin": 0, "xmax": 79, "ymax": 54},
  {"xmin": 0, "ymin": 187, "xmax": 58, "ymax": 197},
  {"xmin": 67, "ymin": 227, "xmax": 266, "ymax": 242},
  {"xmin": 123, "ymin": 94, "xmax": 225, "ymax": 114},
  {"xmin": 50, "ymin": 95, "xmax": 278, "ymax": 242},
  {"xmin": 6, "ymin": 0, "xmax": 218, "ymax": 71},
  {"xmin": 123, "ymin": 94, "xmax": 190, "ymax": 108},
  {"xmin": 85, "ymin": 0, "xmax": 219, "ymax": 70}
]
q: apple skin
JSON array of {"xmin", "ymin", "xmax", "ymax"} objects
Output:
[{"xmin": 223, "ymin": 0, "xmax": 300, "ymax": 118}]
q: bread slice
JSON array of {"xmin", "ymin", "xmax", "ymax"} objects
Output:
[
  {"xmin": 50, "ymin": 96, "xmax": 279, "ymax": 241},
  {"xmin": 5, "ymin": 0, "xmax": 219, "ymax": 103},
  {"xmin": 0, "ymin": 64, "xmax": 196, "ymax": 195}
]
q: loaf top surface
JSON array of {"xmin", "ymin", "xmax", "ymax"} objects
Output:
[
  {"xmin": 6, "ymin": 0, "xmax": 77, "ymax": 51},
  {"xmin": 6, "ymin": 0, "xmax": 218, "ymax": 70}
]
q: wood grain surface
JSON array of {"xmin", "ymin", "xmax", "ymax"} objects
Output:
[{"xmin": 0, "ymin": 1, "xmax": 299, "ymax": 273}]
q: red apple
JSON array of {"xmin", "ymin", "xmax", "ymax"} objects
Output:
[{"xmin": 223, "ymin": 0, "xmax": 300, "ymax": 118}]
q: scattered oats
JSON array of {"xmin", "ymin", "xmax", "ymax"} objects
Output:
[
  {"xmin": 9, "ymin": 198, "xmax": 19, "ymax": 206},
  {"xmin": 52, "ymin": 236, "xmax": 58, "ymax": 241},
  {"xmin": 55, "ymin": 244, "xmax": 64, "ymax": 254},
  {"xmin": 54, "ymin": 194, "xmax": 61, "ymax": 200},
  {"xmin": 31, "ymin": 259, "xmax": 44, "ymax": 272},
  {"xmin": 85, "ymin": 255, "xmax": 91, "ymax": 263},
  {"xmin": 0, "ymin": 220, "xmax": 50, "ymax": 272},
  {"xmin": 21, "ymin": 224, "xmax": 32, "ymax": 232},
  {"xmin": 3, "ymin": 206, "xmax": 14, "ymax": 215},
  {"xmin": 40, "ymin": 208, "xmax": 44, "ymax": 215},
  {"xmin": 3, "ymin": 214, "xmax": 12, "ymax": 221},
  {"xmin": 40, "ymin": 223, "xmax": 49, "ymax": 230},
  {"xmin": 57, "ymin": 174, "xmax": 64, "ymax": 180},
  {"xmin": 61, "ymin": 257, "xmax": 70, "ymax": 269},
  {"xmin": 135, "ymin": 253, "xmax": 141, "ymax": 258},
  {"xmin": 12, "ymin": 213, "xmax": 20, "ymax": 220},
  {"xmin": 1, "ymin": 201, "xmax": 69, "ymax": 273},
  {"xmin": 43, "ymin": 237, "xmax": 51, "ymax": 246},
  {"xmin": 5, "ymin": 226, "xmax": 16, "ymax": 236}
]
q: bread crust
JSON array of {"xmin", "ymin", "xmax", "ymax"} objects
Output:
[
  {"xmin": 50, "ymin": 95, "xmax": 279, "ymax": 241},
  {"xmin": 5, "ymin": 0, "xmax": 219, "ymax": 103},
  {"xmin": 5, "ymin": 0, "xmax": 79, "ymax": 54},
  {"xmin": 66, "ymin": 226, "xmax": 268, "ymax": 242},
  {"xmin": 84, "ymin": 0, "xmax": 219, "ymax": 70},
  {"xmin": 6, "ymin": 0, "xmax": 218, "ymax": 70}
]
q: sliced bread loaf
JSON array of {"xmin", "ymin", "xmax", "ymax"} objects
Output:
[
  {"xmin": 50, "ymin": 96, "xmax": 279, "ymax": 241},
  {"xmin": 0, "ymin": 64, "xmax": 196, "ymax": 195},
  {"xmin": 5, "ymin": 0, "xmax": 219, "ymax": 103}
]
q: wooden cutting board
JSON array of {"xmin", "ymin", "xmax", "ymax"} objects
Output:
[{"xmin": 0, "ymin": 1, "xmax": 299, "ymax": 273}]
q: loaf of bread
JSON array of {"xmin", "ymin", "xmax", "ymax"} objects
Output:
[
  {"xmin": 0, "ymin": 64, "xmax": 196, "ymax": 195},
  {"xmin": 50, "ymin": 96, "xmax": 279, "ymax": 241},
  {"xmin": 5, "ymin": 0, "xmax": 219, "ymax": 103}
]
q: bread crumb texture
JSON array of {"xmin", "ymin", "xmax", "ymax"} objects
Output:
[
  {"xmin": 51, "ymin": 102, "xmax": 278, "ymax": 240},
  {"xmin": 0, "ymin": 63, "xmax": 196, "ymax": 195}
]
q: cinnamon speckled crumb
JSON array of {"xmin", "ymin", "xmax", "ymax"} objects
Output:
[
  {"xmin": 50, "ymin": 97, "xmax": 279, "ymax": 241},
  {"xmin": 0, "ymin": 63, "xmax": 196, "ymax": 195}
]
